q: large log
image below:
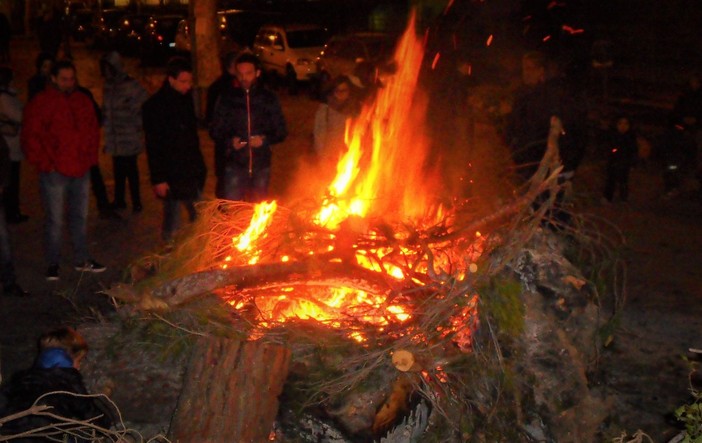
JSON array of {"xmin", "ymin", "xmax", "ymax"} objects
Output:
[
  {"xmin": 168, "ymin": 336, "xmax": 291, "ymax": 442},
  {"xmin": 153, "ymin": 260, "xmax": 402, "ymax": 306}
]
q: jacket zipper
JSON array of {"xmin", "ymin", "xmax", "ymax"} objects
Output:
[{"xmin": 246, "ymin": 89, "xmax": 252, "ymax": 177}]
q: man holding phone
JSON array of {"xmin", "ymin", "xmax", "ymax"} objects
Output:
[{"xmin": 209, "ymin": 53, "xmax": 287, "ymax": 202}]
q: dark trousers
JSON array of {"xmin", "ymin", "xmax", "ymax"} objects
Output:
[
  {"xmin": 218, "ymin": 165, "xmax": 271, "ymax": 202},
  {"xmin": 162, "ymin": 195, "xmax": 198, "ymax": 242},
  {"xmin": 0, "ymin": 197, "xmax": 16, "ymax": 289},
  {"xmin": 112, "ymin": 155, "xmax": 141, "ymax": 208},
  {"xmin": 2, "ymin": 160, "xmax": 21, "ymax": 218},
  {"xmin": 90, "ymin": 164, "xmax": 111, "ymax": 212},
  {"xmin": 604, "ymin": 165, "xmax": 631, "ymax": 202}
]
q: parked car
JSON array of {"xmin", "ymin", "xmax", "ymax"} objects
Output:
[
  {"xmin": 315, "ymin": 32, "xmax": 396, "ymax": 91},
  {"xmin": 174, "ymin": 9, "xmax": 280, "ymax": 58},
  {"xmin": 140, "ymin": 14, "xmax": 185, "ymax": 65},
  {"xmin": 69, "ymin": 8, "xmax": 94, "ymax": 42},
  {"xmin": 115, "ymin": 13, "xmax": 153, "ymax": 56},
  {"xmin": 253, "ymin": 23, "xmax": 329, "ymax": 90},
  {"xmin": 89, "ymin": 8, "xmax": 128, "ymax": 49}
]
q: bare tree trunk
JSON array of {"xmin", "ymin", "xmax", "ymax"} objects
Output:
[
  {"xmin": 190, "ymin": 0, "xmax": 219, "ymax": 120},
  {"xmin": 168, "ymin": 336, "xmax": 291, "ymax": 442}
]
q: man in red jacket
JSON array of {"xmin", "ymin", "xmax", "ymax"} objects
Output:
[{"xmin": 21, "ymin": 60, "xmax": 106, "ymax": 281}]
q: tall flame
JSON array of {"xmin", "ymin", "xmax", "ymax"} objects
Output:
[
  {"xmin": 219, "ymin": 12, "xmax": 480, "ymax": 348},
  {"xmin": 316, "ymin": 12, "xmax": 440, "ymax": 229}
]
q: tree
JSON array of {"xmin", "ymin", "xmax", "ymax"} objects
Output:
[{"xmin": 189, "ymin": 0, "xmax": 219, "ymax": 119}]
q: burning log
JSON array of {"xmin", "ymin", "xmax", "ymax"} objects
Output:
[
  {"xmin": 151, "ymin": 259, "xmax": 403, "ymax": 306},
  {"xmin": 168, "ymin": 336, "xmax": 291, "ymax": 442}
]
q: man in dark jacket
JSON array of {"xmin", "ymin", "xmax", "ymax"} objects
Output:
[
  {"xmin": 143, "ymin": 57, "xmax": 206, "ymax": 243},
  {"xmin": 21, "ymin": 60, "xmax": 106, "ymax": 281},
  {"xmin": 209, "ymin": 53, "xmax": 287, "ymax": 202},
  {"xmin": 205, "ymin": 51, "xmax": 239, "ymax": 127},
  {"xmin": 0, "ymin": 137, "xmax": 28, "ymax": 296},
  {"xmin": 505, "ymin": 51, "xmax": 585, "ymax": 181}
]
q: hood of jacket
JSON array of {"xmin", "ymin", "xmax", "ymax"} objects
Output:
[{"xmin": 102, "ymin": 51, "xmax": 127, "ymax": 79}]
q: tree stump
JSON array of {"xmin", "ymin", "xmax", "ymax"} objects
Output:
[{"xmin": 168, "ymin": 336, "xmax": 291, "ymax": 442}]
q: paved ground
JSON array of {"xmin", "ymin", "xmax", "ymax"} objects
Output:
[{"xmin": 1, "ymin": 35, "xmax": 702, "ymax": 441}]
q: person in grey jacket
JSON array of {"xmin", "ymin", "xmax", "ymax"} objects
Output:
[
  {"xmin": 0, "ymin": 67, "xmax": 28, "ymax": 224},
  {"xmin": 101, "ymin": 51, "xmax": 149, "ymax": 213}
]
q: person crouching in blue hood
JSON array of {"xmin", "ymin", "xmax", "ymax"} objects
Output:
[{"xmin": 0, "ymin": 326, "xmax": 115, "ymax": 440}]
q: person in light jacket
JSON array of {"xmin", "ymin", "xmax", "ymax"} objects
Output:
[{"xmin": 101, "ymin": 51, "xmax": 149, "ymax": 213}]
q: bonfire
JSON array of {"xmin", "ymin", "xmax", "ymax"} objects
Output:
[{"xmin": 1, "ymin": 10, "xmax": 595, "ymax": 443}]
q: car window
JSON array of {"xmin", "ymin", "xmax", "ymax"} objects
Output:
[
  {"xmin": 102, "ymin": 11, "xmax": 123, "ymax": 27},
  {"xmin": 222, "ymin": 13, "xmax": 262, "ymax": 47},
  {"xmin": 286, "ymin": 29, "xmax": 327, "ymax": 48},
  {"xmin": 337, "ymin": 39, "xmax": 364, "ymax": 60},
  {"xmin": 362, "ymin": 39, "xmax": 391, "ymax": 61},
  {"xmin": 256, "ymin": 30, "xmax": 274, "ymax": 48},
  {"xmin": 155, "ymin": 18, "xmax": 180, "ymax": 39}
]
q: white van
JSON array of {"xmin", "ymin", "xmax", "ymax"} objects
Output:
[{"xmin": 253, "ymin": 24, "xmax": 329, "ymax": 88}]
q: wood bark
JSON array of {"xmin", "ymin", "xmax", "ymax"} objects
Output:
[
  {"xmin": 153, "ymin": 260, "xmax": 402, "ymax": 305},
  {"xmin": 168, "ymin": 336, "xmax": 291, "ymax": 442}
]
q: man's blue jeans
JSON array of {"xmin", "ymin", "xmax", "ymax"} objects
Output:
[
  {"xmin": 39, "ymin": 171, "xmax": 90, "ymax": 266},
  {"xmin": 220, "ymin": 166, "xmax": 271, "ymax": 202}
]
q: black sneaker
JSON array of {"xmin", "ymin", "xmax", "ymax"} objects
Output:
[
  {"xmin": 46, "ymin": 264, "xmax": 59, "ymax": 281},
  {"xmin": 74, "ymin": 260, "xmax": 107, "ymax": 273},
  {"xmin": 2, "ymin": 283, "xmax": 30, "ymax": 297}
]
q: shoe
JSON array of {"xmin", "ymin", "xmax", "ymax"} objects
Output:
[
  {"xmin": 99, "ymin": 209, "xmax": 122, "ymax": 220},
  {"xmin": 46, "ymin": 264, "xmax": 59, "ymax": 281},
  {"xmin": 133, "ymin": 204, "xmax": 143, "ymax": 213},
  {"xmin": 74, "ymin": 260, "xmax": 107, "ymax": 273},
  {"xmin": 3, "ymin": 283, "xmax": 30, "ymax": 297},
  {"xmin": 6, "ymin": 213, "xmax": 29, "ymax": 224}
]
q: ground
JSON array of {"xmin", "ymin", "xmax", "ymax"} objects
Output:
[{"xmin": 1, "ymin": 36, "xmax": 701, "ymax": 442}]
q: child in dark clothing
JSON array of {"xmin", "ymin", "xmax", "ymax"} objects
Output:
[
  {"xmin": 603, "ymin": 115, "xmax": 638, "ymax": 203},
  {"xmin": 0, "ymin": 327, "xmax": 114, "ymax": 441}
]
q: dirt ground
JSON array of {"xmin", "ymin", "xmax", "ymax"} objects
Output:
[{"xmin": 1, "ymin": 36, "xmax": 702, "ymax": 442}]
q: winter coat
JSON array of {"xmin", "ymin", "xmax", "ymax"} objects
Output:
[
  {"xmin": 27, "ymin": 74, "xmax": 48, "ymax": 101},
  {"xmin": 506, "ymin": 78, "xmax": 586, "ymax": 175},
  {"xmin": 0, "ymin": 87, "xmax": 23, "ymax": 161},
  {"xmin": 604, "ymin": 130, "xmax": 637, "ymax": 170},
  {"xmin": 313, "ymin": 101, "xmax": 351, "ymax": 161},
  {"xmin": 21, "ymin": 86, "xmax": 100, "ymax": 177},
  {"xmin": 0, "ymin": 135, "xmax": 9, "ymax": 190},
  {"xmin": 143, "ymin": 83, "xmax": 206, "ymax": 200},
  {"xmin": 102, "ymin": 52, "xmax": 149, "ymax": 157},
  {"xmin": 205, "ymin": 72, "xmax": 237, "ymax": 126},
  {"xmin": 209, "ymin": 84, "xmax": 287, "ymax": 176},
  {"xmin": 0, "ymin": 366, "xmax": 113, "ymax": 440}
]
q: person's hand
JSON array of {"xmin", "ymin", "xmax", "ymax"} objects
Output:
[
  {"xmin": 249, "ymin": 135, "xmax": 265, "ymax": 148},
  {"xmin": 153, "ymin": 182, "xmax": 169, "ymax": 198},
  {"xmin": 233, "ymin": 136, "xmax": 248, "ymax": 150}
]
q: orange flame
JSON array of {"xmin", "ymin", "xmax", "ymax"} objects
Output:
[
  {"xmin": 229, "ymin": 201, "xmax": 277, "ymax": 265},
  {"xmin": 316, "ymin": 12, "xmax": 440, "ymax": 229},
  {"xmin": 219, "ymin": 12, "xmax": 480, "ymax": 350}
]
